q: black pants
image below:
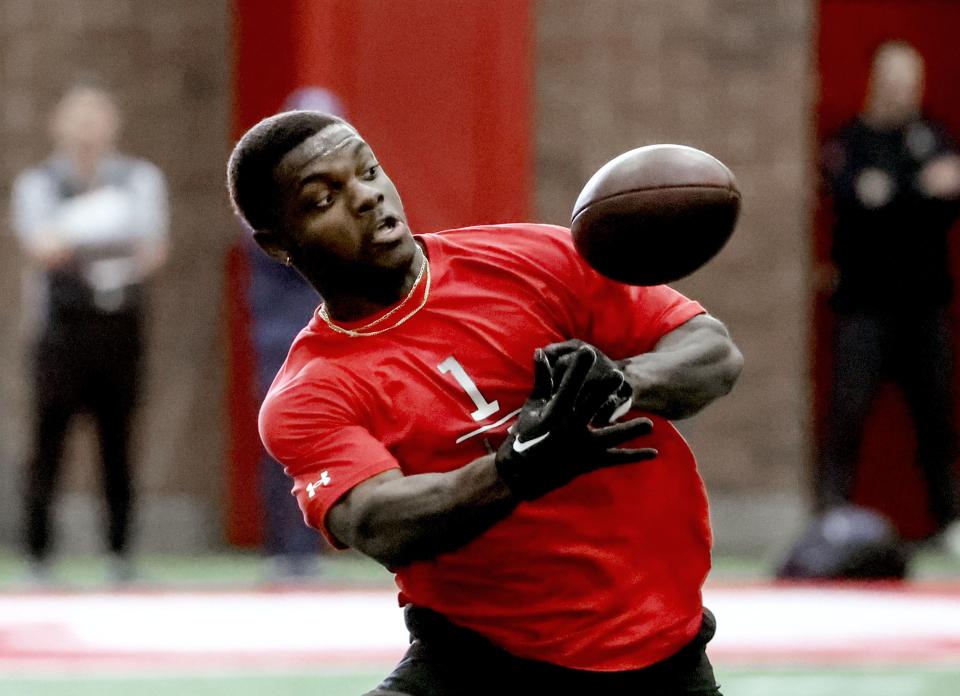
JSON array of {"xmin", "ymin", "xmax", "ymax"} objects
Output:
[
  {"xmin": 24, "ymin": 311, "xmax": 142, "ymax": 561},
  {"xmin": 816, "ymin": 307, "xmax": 960, "ymax": 528},
  {"xmin": 365, "ymin": 606, "xmax": 721, "ymax": 696}
]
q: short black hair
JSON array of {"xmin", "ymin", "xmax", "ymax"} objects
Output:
[{"xmin": 227, "ymin": 110, "xmax": 349, "ymax": 232}]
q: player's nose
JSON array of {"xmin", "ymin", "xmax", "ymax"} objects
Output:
[{"xmin": 351, "ymin": 181, "xmax": 384, "ymax": 216}]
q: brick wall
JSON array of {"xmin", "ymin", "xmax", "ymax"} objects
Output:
[
  {"xmin": 0, "ymin": 0, "xmax": 233, "ymax": 551},
  {"xmin": 535, "ymin": 0, "xmax": 816, "ymax": 551}
]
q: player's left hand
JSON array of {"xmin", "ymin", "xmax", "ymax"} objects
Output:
[
  {"xmin": 495, "ymin": 346, "xmax": 656, "ymax": 501},
  {"xmin": 542, "ymin": 339, "xmax": 633, "ymax": 424}
]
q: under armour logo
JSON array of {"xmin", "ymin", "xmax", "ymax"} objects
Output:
[{"xmin": 306, "ymin": 471, "xmax": 332, "ymax": 498}]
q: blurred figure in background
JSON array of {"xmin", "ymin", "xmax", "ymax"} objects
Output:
[
  {"xmin": 817, "ymin": 41, "xmax": 960, "ymax": 554},
  {"xmin": 248, "ymin": 87, "xmax": 341, "ymax": 581},
  {"xmin": 11, "ymin": 82, "xmax": 169, "ymax": 582}
]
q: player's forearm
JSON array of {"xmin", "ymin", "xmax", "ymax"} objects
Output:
[
  {"xmin": 335, "ymin": 454, "xmax": 517, "ymax": 569},
  {"xmin": 621, "ymin": 314, "xmax": 743, "ymax": 420}
]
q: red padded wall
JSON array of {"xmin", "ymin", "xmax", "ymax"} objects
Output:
[{"xmin": 226, "ymin": 0, "xmax": 533, "ymax": 545}]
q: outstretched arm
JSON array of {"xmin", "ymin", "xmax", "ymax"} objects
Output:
[
  {"xmin": 327, "ymin": 456, "xmax": 514, "ymax": 570},
  {"xmin": 544, "ymin": 313, "xmax": 742, "ymax": 422},
  {"xmin": 620, "ymin": 313, "xmax": 743, "ymax": 420},
  {"xmin": 327, "ymin": 347, "xmax": 654, "ymax": 569}
]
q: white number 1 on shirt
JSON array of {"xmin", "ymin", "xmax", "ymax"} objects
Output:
[{"xmin": 437, "ymin": 356, "xmax": 500, "ymax": 421}]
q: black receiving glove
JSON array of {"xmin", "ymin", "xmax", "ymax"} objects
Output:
[
  {"xmin": 542, "ymin": 339, "xmax": 634, "ymax": 424},
  {"xmin": 495, "ymin": 346, "xmax": 656, "ymax": 501}
]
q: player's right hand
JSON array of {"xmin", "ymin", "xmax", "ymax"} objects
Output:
[
  {"xmin": 495, "ymin": 346, "xmax": 657, "ymax": 501},
  {"xmin": 543, "ymin": 339, "xmax": 634, "ymax": 424}
]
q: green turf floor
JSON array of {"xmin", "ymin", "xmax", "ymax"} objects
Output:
[
  {"xmin": 1, "ymin": 546, "xmax": 958, "ymax": 589},
  {"xmin": 0, "ymin": 549, "xmax": 395, "ymax": 590},
  {"xmin": 1, "ymin": 667, "xmax": 959, "ymax": 696},
  {"xmin": 1, "ymin": 550, "xmax": 958, "ymax": 695}
]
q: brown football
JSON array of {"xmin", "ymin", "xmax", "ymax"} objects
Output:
[{"xmin": 570, "ymin": 144, "xmax": 741, "ymax": 286}]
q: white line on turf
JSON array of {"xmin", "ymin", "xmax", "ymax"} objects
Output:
[{"xmin": 0, "ymin": 585, "xmax": 957, "ymax": 670}]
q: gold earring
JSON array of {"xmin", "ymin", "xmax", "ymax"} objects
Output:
[{"xmin": 284, "ymin": 255, "xmax": 293, "ymax": 267}]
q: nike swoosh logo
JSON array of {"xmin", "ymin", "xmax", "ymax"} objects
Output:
[{"xmin": 513, "ymin": 431, "xmax": 550, "ymax": 453}]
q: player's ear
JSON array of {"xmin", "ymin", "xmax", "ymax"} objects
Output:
[{"xmin": 252, "ymin": 230, "xmax": 290, "ymax": 264}]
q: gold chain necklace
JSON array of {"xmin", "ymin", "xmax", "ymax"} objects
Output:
[
  {"xmin": 317, "ymin": 256, "xmax": 431, "ymax": 337},
  {"xmin": 318, "ymin": 253, "xmax": 426, "ymax": 331}
]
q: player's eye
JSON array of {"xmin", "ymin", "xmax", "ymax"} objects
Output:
[
  {"xmin": 362, "ymin": 164, "xmax": 380, "ymax": 181},
  {"xmin": 313, "ymin": 192, "xmax": 335, "ymax": 211}
]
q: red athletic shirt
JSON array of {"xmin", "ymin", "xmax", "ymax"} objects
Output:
[{"xmin": 260, "ymin": 224, "xmax": 712, "ymax": 671}]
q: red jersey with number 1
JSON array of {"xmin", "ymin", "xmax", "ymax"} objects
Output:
[{"xmin": 259, "ymin": 224, "xmax": 711, "ymax": 671}]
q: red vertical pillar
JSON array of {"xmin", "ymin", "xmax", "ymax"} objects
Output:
[{"xmin": 226, "ymin": 0, "xmax": 533, "ymax": 545}]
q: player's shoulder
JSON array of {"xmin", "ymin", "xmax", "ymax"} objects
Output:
[
  {"xmin": 271, "ymin": 338, "xmax": 355, "ymax": 395},
  {"xmin": 426, "ymin": 222, "xmax": 575, "ymax": 257},
  {"xmin": 431, "ymin": 222, "xmax": 569, "ymax": 239},
  {"xmin": 262, "ymin": 346, "xmax": 368, "ymax": 426},
  {"xmin": 424, "ymin": 224, "xmax": 582, "ymax": 281},
  {"xmin": 258, "ymin": 351, "xmax": 366, "ymax": 460}
]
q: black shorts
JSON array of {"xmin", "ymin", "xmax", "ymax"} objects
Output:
[{"xmin": 365, "ymin": 606, "xmax": 722, "ymax": 696}]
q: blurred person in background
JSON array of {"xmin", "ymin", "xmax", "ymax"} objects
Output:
[
  {"xmin": 11, "ymin": 82, "xmax": 169, "ymax": 582},
  {"xmin": 817, "ymin": 41, "xmax": 960, "ymax": 555},
  {"xmin": 247, "ymin": 88, "xmax": 344, "ymax": 582}
]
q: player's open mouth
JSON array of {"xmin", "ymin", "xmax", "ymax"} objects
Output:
[{"xmin": 372, "ymin": 216, "xmax": 405, "ymax": 244}]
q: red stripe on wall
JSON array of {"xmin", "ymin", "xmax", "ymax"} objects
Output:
[{"xmin": 227, "ymin": 0, "xmax": 532, "ymax": 545}]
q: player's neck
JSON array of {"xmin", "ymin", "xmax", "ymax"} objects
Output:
[{"xmin": 314, "ymin": 245, "xmax": 425, "ymax": 323}]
